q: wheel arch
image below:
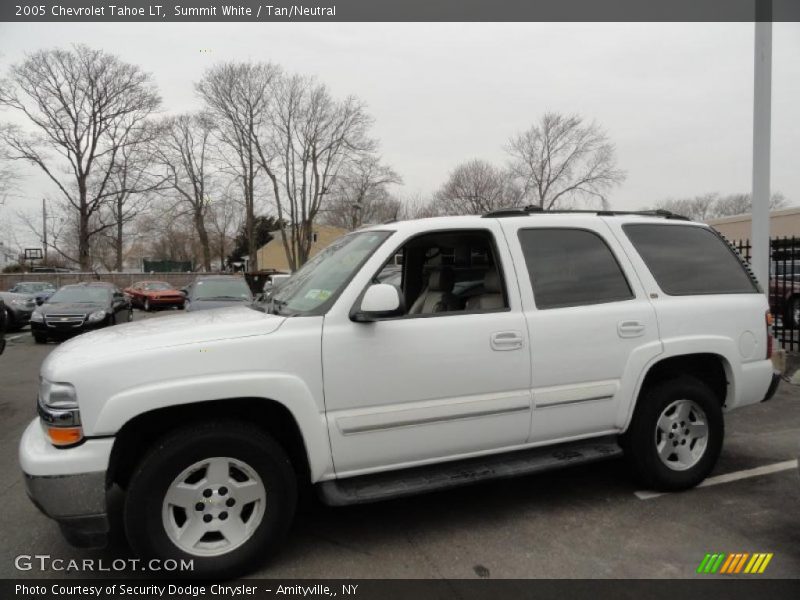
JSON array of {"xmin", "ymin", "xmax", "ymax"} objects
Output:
[
  {"xmin": 623, "ymin": 352, "xmax": 733, "ymax": 431},
  {"xmin": 107, "ymin": 397, "xmax": 321, "ymax": 491}
]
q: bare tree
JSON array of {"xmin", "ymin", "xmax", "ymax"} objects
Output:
[
  {"xmin": 207, "ymin": 181, "xmax": 243, "ymax": 270},
  {"xmin": 153, "ymin": 112, "xmax": 216, "ymax": 271},
  {"xmin": 322, "ymin": 154, "xmax": 402, "ymax": 230},
  {"xmin": 96, "ymin": 122, "xmax": 167, "ymax": 270},
  {"xmin": 0, "ymin": 45, "xmax": 161, "ymax": 269},
  {"xmin": 507, "ymin": 112, "xmax": 625, "ymax": 210},
  {"xmin": 652, "ymin": 192, "xmax": 789, "ymax": 221},
  {"xmin": 254, "ymin": 74, "xmax": 376, "ymax": 269},
  {"xmin": 196, "ymin": 62, "xmax": 280, "ymax": 271},
  {"xmin": 430, "ymin": 159, "xmax": 519, "ymax": 216},
  {"xmin": 0, "ymin": 130, "xmax": 19, "ymax": 206}
]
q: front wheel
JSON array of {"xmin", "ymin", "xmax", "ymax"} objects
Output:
[
  {"xmin": 33, "ymin": 333, "xmax": 47, "ymax": 344},
  {"xmin": 124, "ymin": 421, "xmax": 297, "ymax": 579},
  {"xmin": 144, "ymin": 299, "xmax": 151, "ymax": 312},
  {"xmin": 621, "ymin": 376, "xmax": 723, "ymax": 491}
]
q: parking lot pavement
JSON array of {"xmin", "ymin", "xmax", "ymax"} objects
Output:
[{"xmin": 1, "ymin": 312, "xmax": 799, "ymax": 579}]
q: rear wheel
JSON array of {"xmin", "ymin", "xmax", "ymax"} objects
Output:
[
  {"xmin": 144, "ymin": 298, "xmax": 151, "ymax": 312},
  {"xmin": 124, "ymin": 421, "xmax": 297, "ymax": 579},
  {"xmin": 622, "ymin": 376, "xmax": 723, "ymax": 491}
]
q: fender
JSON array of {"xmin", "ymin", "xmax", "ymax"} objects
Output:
[
  {"xmin": 617, "ymin": 335, "xmax": 740, "ymax": 431},
  {"xmin": 93, "ymin": 372, "xmax": 334, "ymax": 481}
]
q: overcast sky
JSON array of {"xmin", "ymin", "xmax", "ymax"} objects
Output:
[{"xmin": 1, "ymin": 22, "xmax": 799, "ymax": 246}]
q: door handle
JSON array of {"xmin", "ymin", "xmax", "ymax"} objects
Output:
[
  {"xmin": 618, "ymin": 320, "xmax": 645, "ymax": 338},
  {"xmin": 491, "ymin": 331, "xmax": 524, "ymax": 351}
]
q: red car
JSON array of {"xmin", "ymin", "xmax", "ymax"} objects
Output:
[{"xmin": 124, "ymin": 280, "xmax": 185, "ymax": 311}]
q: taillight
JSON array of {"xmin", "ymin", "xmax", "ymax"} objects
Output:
[{"xmin": 766, "ymin": 311, "xmax": 774, "ymax": 359}]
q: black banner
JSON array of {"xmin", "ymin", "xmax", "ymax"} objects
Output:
[
  {"xmin": 2, "ymin": 0, "xmax": 800, "ymax": 23},
  {"xmin": 3, "ymin": 580, "xmax": 800, "ymax": 600}
]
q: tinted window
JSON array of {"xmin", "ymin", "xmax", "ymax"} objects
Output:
[
  {"xmin": 518, "ymin": 229, "xmax": 633, "ymax": 309},
  {"xmin": 624, "ymin": 224, "xmax": 757, "ymax": 295}
]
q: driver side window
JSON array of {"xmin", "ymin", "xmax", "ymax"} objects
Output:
[{"xmin": 375, "ymin": 229, "xmax": 509, "ymax": 318}]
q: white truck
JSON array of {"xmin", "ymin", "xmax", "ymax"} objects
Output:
[{"xmin": 20, "ymin": 210, "xmax": 779, "ymax": 578}]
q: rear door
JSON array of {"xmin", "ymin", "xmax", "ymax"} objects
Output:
[{"xmin": 501, "ymin": 217, "xmax": 663, "ymax": 442}]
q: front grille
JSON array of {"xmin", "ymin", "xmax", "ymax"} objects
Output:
[{"xmin": 45, "ymin": 313, "xmax": 86, "ymax": 328}]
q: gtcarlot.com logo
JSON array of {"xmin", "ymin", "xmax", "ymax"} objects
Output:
[
  {"xmin": 14, "ymin": 554, "xmax": 194, "ymax": 572},
  {"xmin": 697, "ymin": 552, "xmax": 773, "ymax": 575}
]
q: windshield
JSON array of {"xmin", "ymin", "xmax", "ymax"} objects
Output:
[
  {"xmin": 192, "ymin": 279, "xmax": 252, "ymax": 301},
  {"xmin": 272, "ymin": 231, "xmax": 392, "ymax": 315},
  {"xmin": 14, "ymin": 282, "xmax": 54, "ymax": 293},
  {"xmin": 48, "ymin": 287, "xmax": 109, "ymax": 304},
  {"xmin": 143, "ymin": 282, "xmax": 172, "ymax": 291}
]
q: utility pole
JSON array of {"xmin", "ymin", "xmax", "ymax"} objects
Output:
[
  {"xmin": 42, "ymin": 198, "xmax": 48, "ymax": 263},
  {"xmin": 751, "ymin": 3, "xmax": 772, "ymax": 293}
]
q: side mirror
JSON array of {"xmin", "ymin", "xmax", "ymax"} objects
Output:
[
  {"xmin": 36, "ymin": 297, "xmax": 44, "ymax": 306},
  {"xmin": 351, "ymin": 284, "xmax": 403, "ymax": 322}
]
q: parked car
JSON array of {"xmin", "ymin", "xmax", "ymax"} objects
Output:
[
  {"xmin": 0, "ymin": 290, "xmax": 37, "ymax": 331},
  {"xmin": 0, "ymin": 296, "xmax": 6, "ymax": 355},
  {"xmin": 124, "ymin": 280, "xmax": 185, "ymax": 311},
  {"xmin": 20, "ymin": 210, "xmax": 778, "ymax": 578},
  {"xmin": 768, "ymin": 261, "xmax": 800, "ymax": 326},
  {"xmin": 260, "ymin": 273, "xmax": 291, "ymax": 304},
  {"xmin": 29, "ymin": 282, "xmax": 133, "ymax": 343},
  {"xmin": 8, "ymin": 281, "xmax": 57, "ymax": 305},
  {"xmin": 183, "ymin": 275, "xmax": 254, "ymax": 312}
]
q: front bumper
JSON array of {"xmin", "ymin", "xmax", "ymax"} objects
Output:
[
  {"xmin": 8, "ymin": 305, "xmax": 34, "ymax": 326},
  {"xmin": 19, "ymin": 419, "xmax": 113, "ymax": 547},
  {"xmin": 31, "ymin": 318, "xmax": 108, "ymax": 339}
]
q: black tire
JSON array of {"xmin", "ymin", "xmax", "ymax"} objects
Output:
[
  {"xmin": 144, "ymin": 299, "xmax": 151, "ymax": 312},
  {"xmin": 33, "ymin": 333, "xmax": 47, "ymax": 344},
  {"xmin": 124, "ymin": 421, "xmax": 297, "ymax": 579},
  {"xmin": 786, "ymin": 296, "xmax": 800, "ymax": 328},
  {"xmin": 621, "ymin": 376, "xmax": 723, "ymax": 491}
]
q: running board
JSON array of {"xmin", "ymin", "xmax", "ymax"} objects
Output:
[{"xmin": 318, "ymin": 436, "xmax": 623, "ymax": 506}]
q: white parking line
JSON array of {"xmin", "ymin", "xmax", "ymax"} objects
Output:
[
  {"xmin": 5, "ymin": 334, "xmax": 25, "ymax": 342},
  {"xmin": 635, "ymin": 459, "xmax": 799, "ymax": 500}
]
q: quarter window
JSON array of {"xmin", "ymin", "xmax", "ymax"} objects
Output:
[
  {"xmin": 623, "ymin": 224, "xmax": 758, "ymax": 295},
  {"xmin": 518, "ymin": 228, "xmax": 633, "ymax": 309}
]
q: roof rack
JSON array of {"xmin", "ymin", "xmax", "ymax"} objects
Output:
[{"xmin": 481, "ymin": 206, "xmax": 690, "ymax": 221}]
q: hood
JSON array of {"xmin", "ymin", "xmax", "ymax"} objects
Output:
[
  {"xmin": 44, "ymin": 305, "xmax": 285, "ymax": 368},
  {"xmin": 186, "ymin": 298, "xmax": 251, "ymax": 311},
  {"xmin": 0, "ymin": 291, "xmax": 36, "ymax": 303},
  {"xmin": 39, "ymin": 302, "xmax": 106, "ymax": 314}
]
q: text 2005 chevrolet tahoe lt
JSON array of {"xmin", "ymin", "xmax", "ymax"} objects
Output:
[{"xmin": 20, "ymin": 211, "xmax": 779, "ymax": 578}]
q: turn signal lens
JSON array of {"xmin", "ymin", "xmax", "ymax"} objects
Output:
[{"xmin": 47, "ymin": 426, "xmax": 84, "ymax": 447}]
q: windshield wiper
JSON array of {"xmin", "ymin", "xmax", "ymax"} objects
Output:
[{"xmin": 199, "ymin": 295, "xmax": 247, "ymax": 301}]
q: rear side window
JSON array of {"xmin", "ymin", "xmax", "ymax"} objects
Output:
[
  {"xmin": 518, "ymin": 228, "xmax": 633, "ymax": 309},
  {"xmin": 623, "ymin": 224, "xmax": 758, "ymax": 295}
]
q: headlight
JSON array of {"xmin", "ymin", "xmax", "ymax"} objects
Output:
[
  {"xmin": 38, "ymin": 379, "xmax": 82, "ymax": 447},
  {"xmin": 10, "ymin": 297, "xmax": 27, "ymax": 306},
  {"xmin": 30, "ymin": 310, "xmax": 44, "ymax": 323},
  {"xmin": 39, "ymin": 379, "xmax": 78, "ymax": 409},
  {"xmin": 87, "ymin": 310, "xmax": 107, "ymax": 323}
]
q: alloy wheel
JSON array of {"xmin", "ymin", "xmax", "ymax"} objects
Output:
[
  {"xmin": 654, "ymin": 399, "xmax": 709, "ymax": 471},
  {"xmin": 161, "ymin": 457, "xmax": 266, "ymax": 557}
]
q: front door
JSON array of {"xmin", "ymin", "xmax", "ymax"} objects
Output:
[{"xmin": 322, "ymin": 227, "xmax": 532, "ymax": 477}]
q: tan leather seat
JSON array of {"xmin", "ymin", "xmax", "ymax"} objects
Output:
[
  {"xmin": 465, "ymin": 270, "xmax": 505, "ymax": 311},
  {"xmin": 409, "ymin": 268, "xmax": 458, "ymax": 314}
]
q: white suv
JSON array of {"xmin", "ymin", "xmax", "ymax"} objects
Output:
[{"xmin": 20, "ymin": 209, "xmax": 779, "ymax": 578}]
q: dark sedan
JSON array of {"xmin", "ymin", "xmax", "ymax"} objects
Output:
[
  {"xmin": 0, "ymin": 290, "xmax": 37, "ymax": 331},
  {"xmin": 8, "ymin": 281, "xmax": 57, "ymax": 305},
  {"xmin": 183, "ymin": 275, "xmax": 254, "ymax": 312},
  {"xmin": 30, "ymin": 283, "xmax": 133, "ymax": 343}
]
